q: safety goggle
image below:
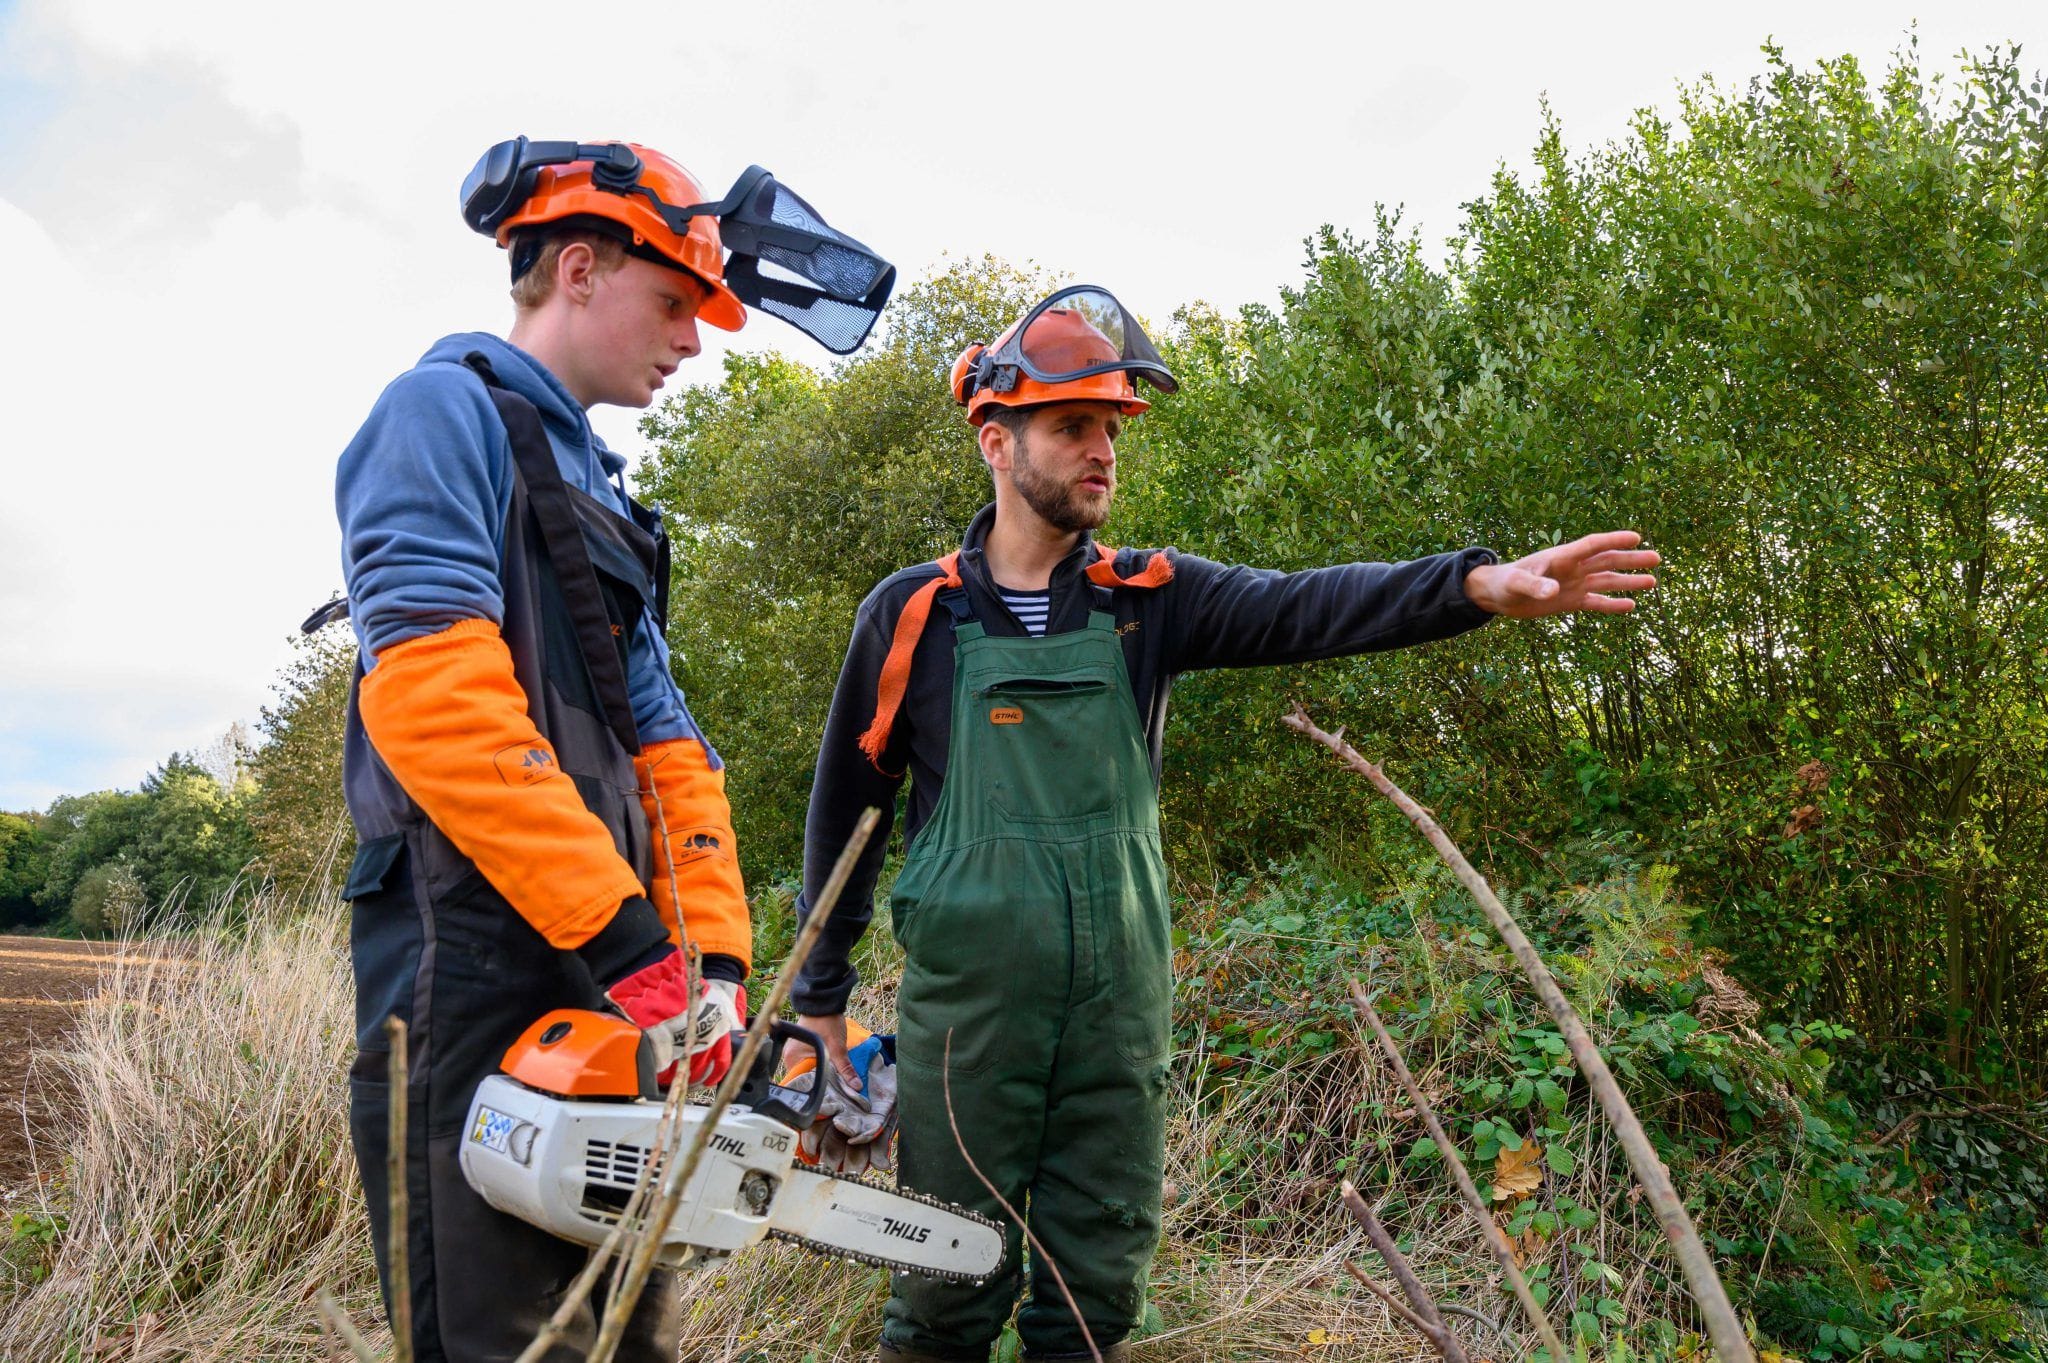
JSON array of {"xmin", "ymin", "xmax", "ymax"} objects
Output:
[
  {"xmin": 963, "ymin": 286, "xmax": 1178, "ymax": 399},
  {"xmin": 459, "ymin": 137, "xmax": 897, "ymax": 354}
]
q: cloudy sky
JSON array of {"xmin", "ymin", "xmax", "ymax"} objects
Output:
[{"xmin": 0, "ymin": 0, "xmax": 2038, "ymax": 811}]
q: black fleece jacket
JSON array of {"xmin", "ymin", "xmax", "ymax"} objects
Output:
[{"xmin": 790, "ymin": 504, "xmax": 1498, "ymax": 1015}]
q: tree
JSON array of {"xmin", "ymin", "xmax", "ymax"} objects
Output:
[
  {"xmin": 247, "ymin": 624, "xmax": 357, "ymax": 897},
  {"xmin": 34, "ymin": 790, "xmax": 148, "ymax": 920},
  {"xmin": 638, "ymin": 257, "xmax": 1062, "ymax": 878},
  {"xmin": 0, "ymin": 811, "xmax": 49, "ymax": 928},
  {"xmin": 131, "ymin": 755, "xmax": 256, "ymax": 916},
  {"xmin": 192, "ymin": 722, "xmax": 257, "ymax": 793},
  {"xmin": 69, "ymin": 859, "xmax": 147, "ymax": 936}
]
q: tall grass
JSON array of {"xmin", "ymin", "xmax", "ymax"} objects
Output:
[
  {"xmin": 0, "ymin": 900, "xmax": 385, "ymax": 1361},
  {"xmin": 1, "ymin": 888, "xmax": 1476, "ymax": 1361},
  {"xmin": 12, "ymin": 866, "xmax": 2024, "ymax": 1360}
]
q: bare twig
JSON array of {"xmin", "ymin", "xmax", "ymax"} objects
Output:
[
  {"xmin": 1440, "ymin": 1303, "xmax": 1509, "ymax": 1337},
  {"xmin": 1341, "ymin": 1259, "xmax": 1463, "ymax": 1357},
  {"xmin": 313, "ymin": 1288, "xmax": 378, "ymax": 1363},
  {"xmin": 384, "ymin": 1014, "xmax": 413, "ymax": 1363},
  {"xmin": 1337, "ymin": 1183, "xmax": 1473, "ymax": 1360},
  {"xmin": 584, "ymin": 808, "xmax": 880, "ymax": 1363},
  {"xmin": 643, "ymin": 753, "xmax": 704, "ymax": 1066},
  {"xmin": 1873, "ymin": 1101, "xmax": 2047, "ymax": 1150},
  {"xmin": 1335, "ymin": 1182, "xmax": 1469, "ymax": 1362},
  {"xmin": 943, "ymin": 1028, "xmax": 1100, "ymax": 1363},
  {"xmin": 1285, "ymin": 705, "xmax": 1755, "ymax": 1363},
  {"xmin": 1348, "ymin": 985, "xmax": 1565, "ymax": 1361}
]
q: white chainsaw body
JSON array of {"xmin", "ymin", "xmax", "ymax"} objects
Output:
[
  {"xmin": 461, "ymin": 1073, "xmax": 796, "ymax": 1267},
  {"xmin": 459, "ymin": 1073, "xmax": 1003, "ymax": 1278}
]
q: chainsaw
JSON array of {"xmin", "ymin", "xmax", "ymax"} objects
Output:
[{"xmin": 459, "ymin": 1008, "xmax": 1004, "ymax": 1281}]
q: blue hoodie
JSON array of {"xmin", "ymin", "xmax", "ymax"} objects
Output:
[{"xmin": 336, "ymin": 332, "xmax": 711, "ymax": 758}]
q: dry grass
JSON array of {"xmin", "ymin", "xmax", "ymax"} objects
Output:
[
  {"xmin": 0, "ymin": 879, "xmax": 1714, "ymax": 1362},
  {"xmin": 0, "ymin": 901, "xmax": 387, "ymax": 1362}
]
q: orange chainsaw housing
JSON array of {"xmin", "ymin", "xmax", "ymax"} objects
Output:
[{"xmin": 502, "ymin": 1008, "xmax": 658, "ymax": 1100}]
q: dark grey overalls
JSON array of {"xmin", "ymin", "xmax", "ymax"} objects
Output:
[{"xmin": 335, "ymin": 355, "xmax": 676, "ymax": 1362}]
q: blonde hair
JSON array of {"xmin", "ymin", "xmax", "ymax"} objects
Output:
[{"xmin": 508, "ymin": 227, "xmax": 629, "ymax": 310}]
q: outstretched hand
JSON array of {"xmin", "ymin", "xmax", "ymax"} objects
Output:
[{"xmin": 1463, "ymin": 531, "xmax": 1660, "ymax": 619}]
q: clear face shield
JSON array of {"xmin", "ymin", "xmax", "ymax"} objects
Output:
[
  {"xmin": 981, "ymin": 286, "xmax": 1178, "ymax": 397},
  {"xmin": 460, "ymin": 138, "xmax": 896, "ymax": 354}
]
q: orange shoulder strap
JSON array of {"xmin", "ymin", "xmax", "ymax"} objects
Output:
[
  {"xmin": 1085, "ymin": 542, "xmax": 1174, "ymax": 588},
  {"xmin": 857, "ymin": 552, "xmax": 963, "ymax": 772},
  {"xmin": 856, "ymin": 543, "xmax": 1170, "ymax": 773}
]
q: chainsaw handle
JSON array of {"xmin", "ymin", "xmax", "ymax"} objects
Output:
[{"xmin": 731, "ymin": 1020, "xmax": 828, "ymax": 1131}]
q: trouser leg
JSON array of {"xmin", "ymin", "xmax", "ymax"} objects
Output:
[
  {"xmin": 349, "ymin": 850, "xmax": 678, "ymax": 1363},
  {"xmin": 881, "ymin": 1053, "xmax": 1046, "ymax": 1361},
  {"xmin": 1011, "ymin": 839, "xmax": 1171, "ymax": 1358},
  {"xmin": 351, "ymin": 1070, "xmax": 679, "ymax": 1362},
  {"xmin": 1010, "ymin": 1042, "xmax": 1168, "ymax": 1355}
]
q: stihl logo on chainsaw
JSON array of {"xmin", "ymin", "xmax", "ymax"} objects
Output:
[
  {"xmin": 883, "ymin": 1216, "xmax": 932, "ymax": 1245},
  {"xmin": 709, "ymin": 1133, "xmax": 748, "ymax": 1158}
]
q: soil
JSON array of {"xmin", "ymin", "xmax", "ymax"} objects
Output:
[{"xmin": 0, "ymin": 936, "xmax": 184, "ymax": 1209}]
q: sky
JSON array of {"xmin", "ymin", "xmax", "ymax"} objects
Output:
[{"xmin": 0, "ymin": 0, "xmax": 2039, "ymax": 811}]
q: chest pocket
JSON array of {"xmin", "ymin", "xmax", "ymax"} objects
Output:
[{"xmin": 972, "ymin": 672, "xmax": 1119, "ymax": 822}]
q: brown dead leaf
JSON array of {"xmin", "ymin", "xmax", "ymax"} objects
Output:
[{"xmin": 1491, "ymin": 1141, "xmax": 1543, "ymax": 1201}]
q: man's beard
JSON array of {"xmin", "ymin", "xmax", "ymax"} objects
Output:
[{"xmin": 1010, "ymin": 436, "xmax": 1113, "ymax": 533}]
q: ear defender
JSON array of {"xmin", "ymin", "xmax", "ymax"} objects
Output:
[{"xmin": 950, "ymin": 343, "xmax": 987, "ymax": 405}]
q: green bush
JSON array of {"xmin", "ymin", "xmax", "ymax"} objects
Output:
[
  {"xmin": 67, "ymin": 859, "xmax": 147, "ymax": 936},
  {"xmin": 1173, "ymin": 847, "xmax": 2047, "ymax": 1358},
  {"xmin": 650, "ymin": 41, "xmax": 2048, "ymax": 1100}
]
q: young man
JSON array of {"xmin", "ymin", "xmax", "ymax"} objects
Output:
[
  {"xmin": 331, "ymin": 140, "xmax": 888, "ymax": 1362},
  {"xmin": 790, "ymin": 286, "xmax": 1661, "ymax": 1363}
]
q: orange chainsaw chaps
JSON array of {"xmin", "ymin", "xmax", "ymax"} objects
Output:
[
  {"xmin": 634, "ymin": 737, "xmax": 752, "ymax": 971},
  {"xmin": 358, "ymin": 619, "xmax": 646, "ymax": 950},
  {"xmin": 500, "ymin": 1008, "xmax": 655, "ymax": 1099}
]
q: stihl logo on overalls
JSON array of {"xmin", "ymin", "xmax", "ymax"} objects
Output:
[{"xmin": 989, "ymin": 707, "xmax": 1024, "ymax": 725}]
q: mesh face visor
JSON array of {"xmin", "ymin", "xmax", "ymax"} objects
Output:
[
  {"xmin": 459, "ymin": 139, "xmax": 896, "ymax": 355},
  {"xmin": 709, "ymin": 168, "xmax": 897, "ymax": 355},
  {"xmin": 991, "ymin": 287, "xmax": 1177, "ymax": 395}
]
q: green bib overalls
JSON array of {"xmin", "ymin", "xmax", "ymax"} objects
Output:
[{"xmin": 883, "ymin": 608, "xmax": 1173, "ymax": 1360}]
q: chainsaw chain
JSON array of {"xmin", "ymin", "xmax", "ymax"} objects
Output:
[{"xmin": 766, "ymin": 1167, "xmax": 1005, "ymax": 1283}]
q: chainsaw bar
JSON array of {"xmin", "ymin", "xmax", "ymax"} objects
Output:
[{"xmin": 765, "ymin": 1167, "xmax": 1006, "ymax": 1282}]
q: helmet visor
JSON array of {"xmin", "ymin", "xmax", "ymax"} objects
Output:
[
  {"xmin": 711, "ymin": 169, "xmax": 897, "ymax": 355},
  {"xmin": 997, "ymin": 287, "xmax": 1178, "ymax": 395}
]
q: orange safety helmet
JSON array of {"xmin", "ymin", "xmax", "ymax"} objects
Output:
[
  {"xmin": 950, "ymin": 286, "xmax": 1176, "ymax": 427},
  {"xmin": 484, "ymin": 141, "xmax": 747, "ymax": 333}
]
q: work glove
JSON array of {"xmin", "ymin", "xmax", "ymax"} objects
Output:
[
  {"xmin": 603, "ymin": 948, "xmax": 746, "ymax": 1088},
  {"xmin": 782, "ymin": 1031, "xmax": 898, "ymax": 1176}
]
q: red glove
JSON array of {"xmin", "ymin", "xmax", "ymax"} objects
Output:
[{"xmin": 604, "ymin": 950, "xmax": 746, "ymax": 1088}]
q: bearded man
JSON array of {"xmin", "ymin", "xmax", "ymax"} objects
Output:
[{"xmin": 788, "ymin": 285, "xmax": 1660, "ymax": 1363}]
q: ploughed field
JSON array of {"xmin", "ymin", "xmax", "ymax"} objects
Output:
[{"xmin": 0, "ymin": 936, "xmax": 186, "ymax": 1204}]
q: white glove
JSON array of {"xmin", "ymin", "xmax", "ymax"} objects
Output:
[{"xmin": 784, "ymin": 1037, "xmax": 898, "ymax": 1175}]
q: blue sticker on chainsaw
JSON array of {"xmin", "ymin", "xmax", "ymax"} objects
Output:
[{"xmin": 469, "ymin": 1105, "xmax": 517, "ymax": 1154}]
